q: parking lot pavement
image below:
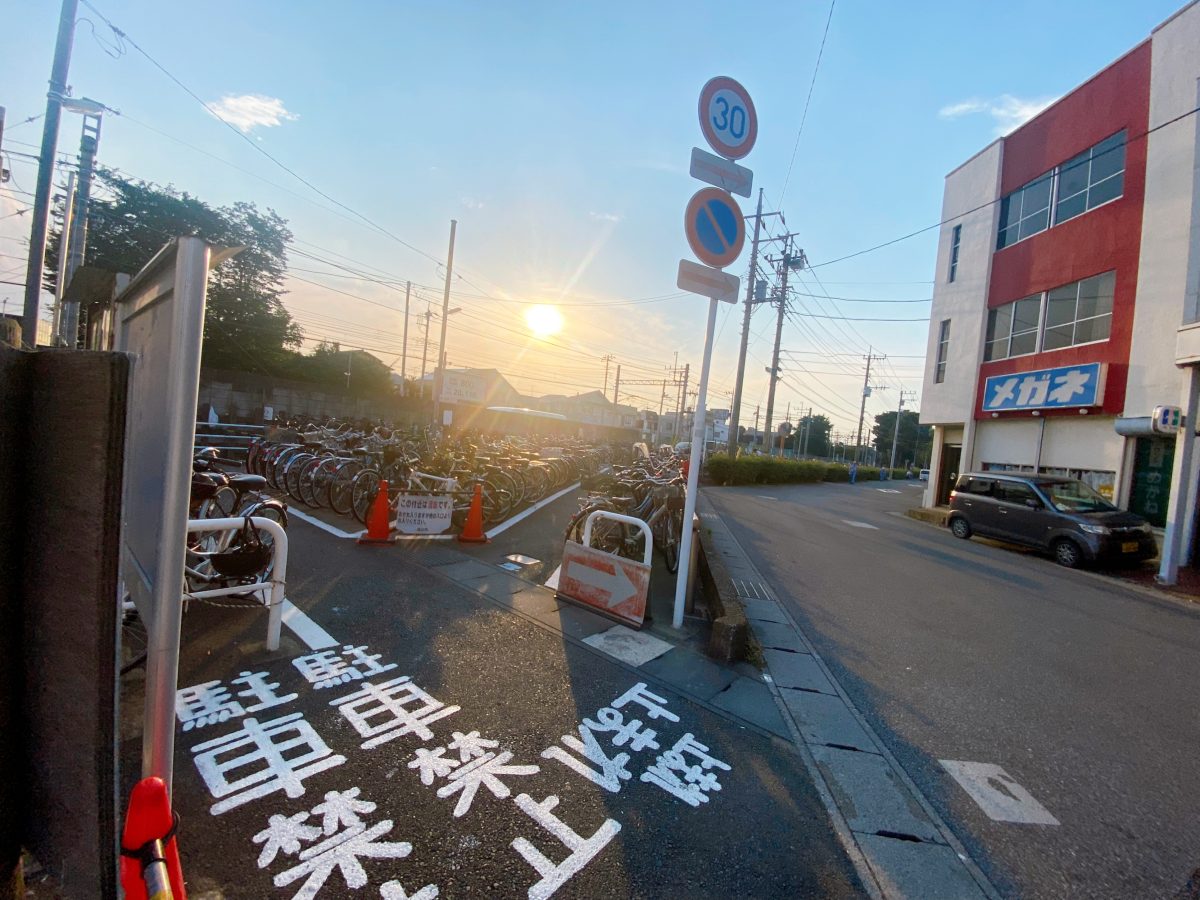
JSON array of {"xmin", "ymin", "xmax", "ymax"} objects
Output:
[{"xmin": 137, "ymin": 519, "xmax": 864, "ymax": 898}]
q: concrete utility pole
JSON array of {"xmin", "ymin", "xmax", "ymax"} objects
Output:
[
  {"xmin": 50, "ymin": 171, "xmax": 75, "ymax": 342},
  {"xmin": 676, "ymin": 364, "xmax": 689, "ymax": 444},
  {"xmin": 728, "ymin": 189, "xmax": 764, "ymax": 455},
  {"xmin": 753, "ymin": 404, "xmax": 760, "ymax": 449},
  {"xmin": 763, "ymin": 241, "xmax": 803, "ymax": 457},
  {"xmin": 781, "ymin": 401, "xmax": 790, "ymax": 455},
  {"xmin": 400, "ymin": 281, "xmax": 411, "ymax": 395},
  {"xmin": 420, "ymin": 303, "xmax": 431, "ymax": 397},
  {"xmin": 889, "ymin": 390, "xmax": 917, "ymax": 471},
  {"xmin": 801, "ymin": 405, "xmax": 813, "ymax": 457},
  {"xmin": 22, "ymin": 0, "xmax": 79, "ymax": 349},
  {"xmin": 613, "ymin": 364, "xmax": 621, "ymax": 408},
  {"xmin": 854, "ymin": 349, "xmax": 884, "ymax": 462},
  {"xmin": 60, "ymin": 104, "xmax": 101, "ymax": 347},
  {"xmin": 602, "ymin": 354, "xmax": 614, "ymax": 399},
  {"xmin": 432, "ymin": 219, "xmax": 457, "ymax": 428}
]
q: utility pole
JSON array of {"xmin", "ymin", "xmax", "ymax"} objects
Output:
[
  {"xmin": 420, "ymin": 302, "xmax": 432, "ymax": 397},
  {"xmin": 602, "ymin": 354, "xmax": 614, "ymax": 399},
  {"xmin": 432, "ymin": 219, "xmax": 457, "ymax": 428},
  {"xmin": 781, "ymin": 401, "xmax": 790, "ymax": 455},
  {"xmin": 675, "ymin": 364, "xmax": 689, "ymax": 443},
  {"xmin": 50, "ymin": 170, "xmax": 75, "ymax": 342},
  {"xmin": 400, "ymin": 281, "xmax": 411, "ymax": 395},
  {"xmin": 801, "ymin": 405, "xmax": 813, "ymax": 457},
  {"xmin": 854, "ymin": 349, "xmax": 884, "ymax": 462},
  {"xmin": 728, "ymin": 188, "xmax": 771, "ymax": 455},
  {"xmin": 763, "ymin": 241, "xmax": 803, "ymax": 457},
  {"xmin": 22, "ymin": 0, "xmax": 79, "ymax": 348},
  {"xmin": 889, "ymin": 390, "xmax": 917, "ymax": 471},
  {"xmin": 753, "ymin": 404, "xmax": 760, "ymax": 449},
  {"xmin": 613, "ymin": 364, "xmax": 621, "ymax": 409},
  {"xmin": 60, "ymin": 104, "xmax": 101, "ymax": 347}
]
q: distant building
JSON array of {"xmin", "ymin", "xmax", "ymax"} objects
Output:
[{"xmin": 918, "ymin": 2, "xmax": 1200, "ymax": 572}]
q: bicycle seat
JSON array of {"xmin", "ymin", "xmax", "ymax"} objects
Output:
[{"xmin": 230, "ymin": 474, "xmax": 267, "ymax": 491}]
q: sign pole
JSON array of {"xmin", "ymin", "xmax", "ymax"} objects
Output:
[{"xmin": 673, "ymin": 295, "xmax": 718, "ymax": 628}]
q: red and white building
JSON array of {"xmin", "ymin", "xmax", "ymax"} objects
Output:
[{"xmin": 919, "ymin": 2, "xmax": 1200, "ymax": 576}]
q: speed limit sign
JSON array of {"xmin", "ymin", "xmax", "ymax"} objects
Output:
[{"xmin": 698, "ymin": 76, "xmax": 758, "ymax": 161}]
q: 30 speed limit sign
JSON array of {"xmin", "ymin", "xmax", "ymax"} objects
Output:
[{"xmin": 698, "ymin": 76, "xmax": 758, "ymax": 161}]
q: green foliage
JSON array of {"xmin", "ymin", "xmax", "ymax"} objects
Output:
[
  {"xmin": 705, "ymin": 454, "xmax": 915, "ymax": 486},
  {"xmin": 872, "ymin": 410, "xmax": 933, "ymax": 467},
  {"xmin": 283, "ymin": 342, "xmax": 394, "ymax": 396}
]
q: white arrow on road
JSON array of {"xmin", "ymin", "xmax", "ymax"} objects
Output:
[{"xmin": 565, "ymin": 558, "xmax": 637, "ymax": 608}]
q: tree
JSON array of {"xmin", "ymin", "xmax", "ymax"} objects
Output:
[
  {"xmin": 45, "ymin": 167, "xmax": 301, "ymax": 370},
  {"xmin": 787, "ymin": 414, "xmax": 833, "ymax": 458},
  {"xmin": 290, "ymin": 343, "xmax": 395, "ymax": 397},
  {"xmin": 871, "ymin": 410, "xmax": 931, "ymax": 467}
]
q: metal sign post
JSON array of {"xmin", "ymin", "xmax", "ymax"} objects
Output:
[{"xmin": 673, "ymin": 76, "xmax": 758, "ymax": 629}]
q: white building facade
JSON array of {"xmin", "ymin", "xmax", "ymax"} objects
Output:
[{"xmin": 919, "ymin": 3, "xmax": 1200, "ymax": 576}]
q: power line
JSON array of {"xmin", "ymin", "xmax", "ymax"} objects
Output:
[{"xmin": 778, "ymin": 0, "xmax": 836, "ymax": 205}]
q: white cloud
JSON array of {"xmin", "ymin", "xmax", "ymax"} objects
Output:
[
  {"xmin": 589, "ymin": 211, "xmax": 622, "ymax": 223},
  {"xmin": 939, "ymin": 94, "xmax": 1057, "ymax": 136},
  {"xmin": 208, "ymin": 94, "xmax": 298, "ymax": 133},
  {"xmin": 460, "ymin": 196, "xmax": 485, "ymax": 210}
]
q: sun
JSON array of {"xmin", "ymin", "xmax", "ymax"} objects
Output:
[{"xmin": 524, "ymin": 304, "xmax": 563, "ymax": 338}]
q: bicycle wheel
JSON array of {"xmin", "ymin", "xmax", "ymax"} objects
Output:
[
  {"xmin": 351, "ymin": 469, "xmax": 381, "ymax": 524},
  {"xmin": 283, "ymin": 453, "xmax": 313, "ymax": 502},
  {"xmin": 329, "ymin": 460, "xmax": 363, "ymax": 516},
  {"xmin": 661, "ymin": 510, "xmax": 680, "ymax": 574},
  {"xmin": 297, "ymin": 456, "xmax": 324, "ymax": 507}
]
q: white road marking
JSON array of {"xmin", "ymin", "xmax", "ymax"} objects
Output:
[
  {"xmin": 506, "ymin": 554, "xmax": 540, "ymax": 566},
  {"xmin": 287, "ymin": 508, "xmax": 363, "ymax": 540},
  {"xmin": 755, "ymin": 495, "xmax": 777, "ymax": 501},
  {"xmin": 582, "ymin": 625, "xmax": 673, "ymax": 666},
  {"xmin": 940, "ymin": 760, "xmax": 1059, "ymax": 825},
  {"xmin": 544, "ymin": 565, "xmax": 562, "ymax": 591},
  {"xmin": 280, "ymin": 599, "xmax": 339, "ymax": 650},
  {"xmin": 875, "ymin": 489, "xmax": 900, "ymax": 494},
  {"xmin": 841, "ymin": 520, "xmax": 879, "ymax": 529},
  {"xmin": 485, "ymin": 482, "xmax": 581, "ymax": 539}
]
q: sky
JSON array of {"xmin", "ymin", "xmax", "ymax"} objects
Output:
[{"xmin": 0, "ymin": 0, "xmax": 1187, "ymax": 437}]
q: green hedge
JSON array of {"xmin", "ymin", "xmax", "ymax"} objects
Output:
[{"xmin": 704, "ymin": 454, "xmax": 909, "ymax": 486}]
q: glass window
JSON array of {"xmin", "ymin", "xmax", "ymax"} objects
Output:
[
  {"xmin": 966, "ymin": 477, "xmax": 994, "ymax": 496},
  {"xmin": 948, "ymin": 225, "xmax": 961, "ymax": 283},
  {"xmin": 1039, "ymin": 271, "xmax": 1114, "ymax": 351},
  {"xmin": 935, "ymin": 319, "xmax": 950, "ymax": 383},
  {"xmin": 1054, "ymin": 131, "xmax": 1126, "ymax": 225},
  {"xmin": 1037, "ymin": 479, "xmax": 1116, "ymax": 513},
  {"xmin": 995, "ymin": 482, "xmax": 1038, "ymax": 505},
  {"xmin": 984, "ymin": 295, "xmax": 1040, "ymax": 360}
]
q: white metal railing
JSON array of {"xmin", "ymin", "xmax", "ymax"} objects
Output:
[
  {"xmin": 582, "ymin": 509, "xmax": 654, "ymax": 566},
  {"xmin": 185, "ymin": 516, "xmax": 289, "ymax": 651}
]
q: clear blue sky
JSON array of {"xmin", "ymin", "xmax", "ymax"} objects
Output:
[{"xmin": 0, "ymin": 0, "xmax": 1185, "ymax": 432}]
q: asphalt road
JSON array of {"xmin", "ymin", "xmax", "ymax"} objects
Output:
[
  {"xmin": 705, "ymin": 480, "xmax": 1200, "ymax": 899},
  {"xmin": 137, "ymin": 519, "xmax": 863, "ymax": 898}
]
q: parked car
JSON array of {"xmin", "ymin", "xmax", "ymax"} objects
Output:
[{"xmin": 947, "ymin": 472, "xmax": 1157, "ymax": 568}]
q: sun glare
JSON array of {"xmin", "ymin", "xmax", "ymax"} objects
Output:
[{"xmin": 524, "ymin": 304, "xmax": 564, "ymax": 338}]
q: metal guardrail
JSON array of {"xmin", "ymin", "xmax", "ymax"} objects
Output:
[{"xmin": 194, "ymin": 422, "xmax": 265, "ymax": 462}]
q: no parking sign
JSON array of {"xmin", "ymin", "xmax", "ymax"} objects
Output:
[{"xmin": 684, "ymin": 187, "xmax": 746, "ymax": 269}]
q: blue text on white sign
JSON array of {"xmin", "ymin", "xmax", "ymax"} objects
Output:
[{"xmin": 983, "ymin": 362, "xmax": 1106, "ymax": 412}]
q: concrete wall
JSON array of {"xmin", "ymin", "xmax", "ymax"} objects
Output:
[{"xmin": 920, "ymin": 141, "xmax": 1004, "ymax": 426}]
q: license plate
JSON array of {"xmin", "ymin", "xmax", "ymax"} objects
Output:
[{"xmin": 1122, "ymin": 541, "xmax": 1138, "ymax": 553}]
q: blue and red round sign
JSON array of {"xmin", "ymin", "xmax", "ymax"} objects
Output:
[{"xmin": 684, "ymin": 187, "xmax": 745, "ymax": 269}]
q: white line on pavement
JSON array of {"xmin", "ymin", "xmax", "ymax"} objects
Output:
[
  {"xmin": 842, "ymin": 520, "xmax": 879, "ymax": 529},
  {"xmin": 876, "ymin": 488, "xmax": 901, "ymax": 494},
  {"xmin": 940, "ymin": 760, "xmax": 1060, "ymax": 825},
  {"xmin": 280, "ymin": 599, "xmax": 339, "ymax": 650},
  {"xmin": 544, "ymin": 564, "xmax": 561, "ymax": 590},
  {"xmin": 755, "ymin": 495, "xmax": 778, "ymax": 501},
  {"xmin": 485, "ymin": 481, "xmax": 581, "ymax": 539},
  {"xmin": 287, "ymin": 507, "xmax": 363, "ymax": 540}
]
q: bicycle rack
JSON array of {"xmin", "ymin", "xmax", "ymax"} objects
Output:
[
  {"xmin": 582, "ymin": 509, "xmax": 654, "ymax": 567},
  {"xmin": 185, "ymin": 516, "xmax": 289, "ymax": 651}
]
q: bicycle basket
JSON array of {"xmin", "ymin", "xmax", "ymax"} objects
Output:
[{"xmin": 210, "ymin": 517, "xmax": 272, "ymax": 578}]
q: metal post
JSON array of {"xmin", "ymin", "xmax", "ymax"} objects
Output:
[
  {"xmin": 1159, "ymin": 366, "xmax": 1200, "ymax": 585},
  {"xmin": 728, "ymin": 188, "xmax": 763, "ymax": 455},
  {"xmin": 400, "ymin": 281, "xmax": 410, "ymax": 395},
  {"xmin": 21, "ymin": 0, "xmax": 79, "ymax": 349},
  {"xmin": 51, "ymin": 171, "xmax": 75, "ymax": 343},
  {"xmin": 432, "ymin": 219, "xmax": 457, "ymax": 428},
  {"xmin": 674, "ymin": 297, "xmax": 719, "ymax": 629}
]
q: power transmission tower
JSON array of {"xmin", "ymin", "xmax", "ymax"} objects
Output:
[
  {"xmin": 22, "ymin": 0, "xmax": 79, "ymax": 348},
  {"xmin": 762, "ymin": 240, "xmax": 804, "ymax": 457},
  {"xmin": 889, "ymin": 390, "xmax": 918, "ymax": 470},
  {"xmin": 854, "ymin": 349, "xmax": 885, "ymax": 462}
]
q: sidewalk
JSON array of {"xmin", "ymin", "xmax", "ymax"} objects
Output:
[{"xmin": 129, "ymin": 517, "xmax": 865, "ymax": 898}]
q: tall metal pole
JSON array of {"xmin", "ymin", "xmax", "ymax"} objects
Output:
[
  {"xmin": 400, "ymin": 281, "xmax": 411, "ymax": 395},
  {"xmin": 854, "ymin": 350, "xmax": 877, "ymax": 462},
  {"xmin": 728, "ymin": 188, "xmax": 763, "ymax": 455},
  {"xmin": 674, "ymin": 298, "xmax": 719, "ymax": 629},
  {"xmin": 433, "ymin": 219, "xmax": 457, "ymax": 428},
  {"xmin": 22, "ymin": 0, "xmax": 79, "ymax": 348}
]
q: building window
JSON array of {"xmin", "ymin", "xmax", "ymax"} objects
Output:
[
  {"xmin": 996, "ymin": 130, "xmax": 1127, "ymax": 250},
  {"xmin": 996, "ymin": 174, "xmax": 1053, "ymax": 249},
  {"xmin": 1054, "ymin": 131, "xmax": 1126, "ymax": 225},
  {"xmin": 984, "ymin": 295, "xmax": 1041, "ymax": 361},
  {"xmin": 1042, "ymin": 271, "xmax": 1115, "ymax": 351},
  {"xmin": 935, "ymin": 319, "xmax": 950, "ymax": 383},
  {"xmin": 948, "ymin": 225, "xmax": 961, "ymax": 282}
]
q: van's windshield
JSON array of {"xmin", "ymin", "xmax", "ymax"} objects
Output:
[{"xmin": 1037, "ymin": 480, "xmax": 1116, "ymax": 513}]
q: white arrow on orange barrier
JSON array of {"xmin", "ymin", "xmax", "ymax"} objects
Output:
[{"xmin": 565, "ymin": 558, "xmax": 637, "ymax": 608}]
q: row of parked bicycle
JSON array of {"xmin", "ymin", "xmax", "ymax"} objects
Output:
[{"xmin": 243, "ymin": 423, "xmax": 624, "ymax": 528}]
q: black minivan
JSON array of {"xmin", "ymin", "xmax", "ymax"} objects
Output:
[{"xmin": 947, "ymin": 472, "xmax": 1157, "ymax": 568}]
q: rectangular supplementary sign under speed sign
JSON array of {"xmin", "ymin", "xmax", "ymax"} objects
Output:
[
  {"xmin": 677, "ymin": 259, "xmax": 740, "ymax": 304},
  {"xmin": 689, "ymin": 147, "xmax": 753, "ymax": 198}
]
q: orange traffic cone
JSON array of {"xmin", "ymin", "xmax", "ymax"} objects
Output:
[
  {"xmin": 357, "ymin": 479, "xmax": 396, "ymax": 544},
  {"xmin": 458, "ymin": 483, "xmax": 488, "ymax": 543},
  {"xmin": 120, "ymin": 777, "xmax": 186, "ymax": 900}
]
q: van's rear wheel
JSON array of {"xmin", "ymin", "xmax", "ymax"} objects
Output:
[
  {"xmin": 1053, "ymin": 538, "xmax": 1084, "ymax": 568},
  {"xmin": 949, "ymin": 516, "xmax": 972, "ymax": 540}
]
